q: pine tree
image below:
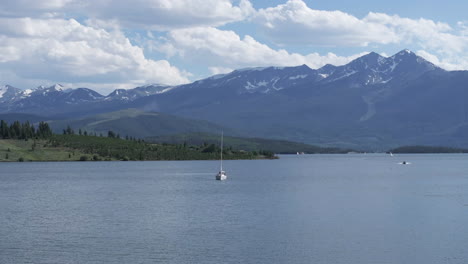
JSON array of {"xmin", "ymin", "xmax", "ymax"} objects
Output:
[
  {"xmin": 0, "ymin": 120, "xmax": 10, "ymax": 138},
  {"xmin": 108, "ymin": 131, "xmax": 116, "ymax": 138}
]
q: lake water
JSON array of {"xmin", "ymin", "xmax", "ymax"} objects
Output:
[{"xmin": 1, "ymin": 154, "xmax": 468, "ymax": 264}]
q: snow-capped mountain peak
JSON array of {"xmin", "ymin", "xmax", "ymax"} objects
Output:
[
  {"xmin": 51, "ymin": 84, "xmax": 64, "ymax": 91},
  {"xmin": 0, "ymin": 85, "xmax": 9, "ymax": 98},
  {"xmin": 0, "ymin": 49, "xmax": 449, "ymax": 116},
  {"xmin": 315, "ymin": 49, "xmax": 441, "ymax": 86},
  {"xmin": 35, "ymin": 84, "xmax": 64, "ymax": 92},
  {"xmin": 0, "ymin": 85, "xmax": 23, "ymax": 102}
]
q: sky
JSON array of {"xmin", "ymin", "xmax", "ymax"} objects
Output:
[{"xmin": 0, "ymin": 0, "xmax": 467, "ymax": 95}]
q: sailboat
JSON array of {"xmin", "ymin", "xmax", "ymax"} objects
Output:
[{"xmin": 216, "ymin": 131, "xmax": 227, "ymax": 181}]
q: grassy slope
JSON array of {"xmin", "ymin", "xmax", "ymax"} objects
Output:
[
  {"xmin": 0, "ymin": 139, "xmax": 103, "ymax": 162},
  {"xmin": 0, "ymin": 135, "xmax": 274, "ymax": 162}
]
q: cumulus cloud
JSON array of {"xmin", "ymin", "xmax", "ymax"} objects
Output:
[
  {"xmin": 88, "ymin": 0, "xmax": 255, "ymax": 30},
  {"xmin": 252, "ymin": 0, "xmax": 468, "ymax": 70},
  {"xmin": 158, "ymin": 27, "xmax": 367, "ymax": 70},
  {"xmin": 0, "ymin": 17, "xmax": 190, "ymax": 91},
  {"xmin": 416, "ymin": 50, "xmax": 468, "ymax": 71},
  {"xmin": 254, "ymin": 0, "xmax": 397, "ymax": 47},
  {"xmin": 2, "ymin": 0, "xmax": 468, "ymax": 91},
  {"xmin": 364, "ymin": 13, "xmax": 468, "ymax": 70},
  {"xmin": 364, "ymin": 13, "xmax": 467, "ymax": 56},
  {"xmin": 255, "ymin": 0, "xmax": 468, "ymax": 50},
  {"xmin": 0, "ymin": 0, "xmax": 255, "ymax": 29},
  {"xmin": 0, "ymin": 0, "xmax": 76, "ymax": 18}
]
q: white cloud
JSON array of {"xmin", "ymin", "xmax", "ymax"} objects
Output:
[
  {"xmin": 0, "ymin": 0, "xmax": 254, "ymax": 29},
  {"xmin": 459, "ymin": 21, "xmax": 468, "ymax": 36},
  {"xmin": 158, "ymin": 27, "xmax": 367, "ymax": 70},
  {"xmin": 364, "ymin": 13, "xmax": 468, "ymax": 70},
  {"xmin": 0, "ymin": 17, "xmax": 190, "ymax": 92},
  {"xmin": 0, "ymin": 0, "xmax": 255, "ymax": 31},
  {"xmin": 2, "ymin": 0, "xmax": 468, "ymax": 92},
  {"xmin": 416, "ymin": 50, "xmax": 468, "ymax": 71},
  {"xmin": 82, "ymin": 0, "xmax": 254, "ymax": 30},
  {"xmin": 0, "ymin": 0, "xmax": 76, "ymax": 18},
  {"xmin": 90, "ymin": 0, "xmax": 254, "ymax": 30},
  {"xmin": 255, "ymin": 0, "xmax": 465, "ymax": 50},
  {"xmin": 254, "ymin": 0, "xmax": 397, "ymax": 47},
  {"xmin": 364, "ymin": 13, "xmax": 467, "ymax": 56},
  {"xmin": 253, "ymin": 0, "xmax": 468, "ymax": 70}
]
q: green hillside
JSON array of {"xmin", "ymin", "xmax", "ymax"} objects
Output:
[
  {"xmin": 49, "ymin": 108, "xmax": 235, "ymax": 138},
  {"xmin": 0, "ymin": 134, "xmax": 275, "ymax": 162},
  {"xmin": 146, "ymin": 133, "xmax": 351, "ymax": 154},
  {"xmin": 0, "ymin": 139, "xmax": 95, "ymax": 162},
  {"xmin": 0, "ymin": 118, "xmax": 274, "ymax": 161}
]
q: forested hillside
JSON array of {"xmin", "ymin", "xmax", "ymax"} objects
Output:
[{"xmin": 0, "ymin": 120, "xmax": 275, "ymax": 162}]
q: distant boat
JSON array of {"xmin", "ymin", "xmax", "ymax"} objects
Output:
[
  {"xmin": 216, "ymin": 131, "xmax": 227, "ymax": 181},
  {"xmin": 390, "ymin": 152, "xmax": 394, "ymax": 157}
]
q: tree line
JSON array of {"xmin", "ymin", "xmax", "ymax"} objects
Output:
[
  {"xmin": 1, "ymin": 120, "xmax": 276, "ymax": 161},
  {"xmin": 47, "ymin": 134, "xmax": 275, "ymax": 161},
  {"xmin": 0, "ymin": 120, "xmax": 53, "ymax": 140}
]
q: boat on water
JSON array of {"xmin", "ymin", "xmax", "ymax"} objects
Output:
[
  {"xmin": 216, "ymin": 132, "xmax": 227, "ymax": 181},
  {"xmin": 216, "ymin": 170, "xmax": 227, "ymax": 181}
]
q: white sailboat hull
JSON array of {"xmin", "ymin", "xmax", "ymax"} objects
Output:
[{"xmin": 216, "ymin": 171, "xmax": 227, "ymax": 181}]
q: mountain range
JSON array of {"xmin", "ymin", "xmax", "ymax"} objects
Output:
[{"xmin": 1, "ymin": 49, "xmax": 468, "ymax": 150}]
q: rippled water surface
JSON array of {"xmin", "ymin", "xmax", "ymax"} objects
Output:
[{"xmin": 1, "ymin": 154, "xmax": 468, "ymax": 263}]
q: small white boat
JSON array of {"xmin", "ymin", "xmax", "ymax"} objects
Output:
[
  {"xmin": 216, "ymin": 131, "xmax": 227, "ymax": 181},
  {"xmin": 216, "ymin": 170, "xmax": 227, "ymax": 181}
]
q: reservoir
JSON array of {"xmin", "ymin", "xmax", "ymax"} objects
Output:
[{"xmin": 1, "ymin": 154, "xmax": 468, "ymax": 263}]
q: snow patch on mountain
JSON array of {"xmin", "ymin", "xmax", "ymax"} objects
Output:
[
  {"xmin": 241, "ymin": 77, "xmax": 286, "ymax": 93},
  {"xmin": 23, "ymin": 89, "xmax": 33, "ymax": 96},
  {"xmin": 245, "ymin": 80, "xmax": 268, "ymax": 91},
  {"xmin": 329, "ymin": 70, "xmax": 358, "ymax": 82},
  {"xmin": 319, "ymin": 74, "xmax": 329, "ymax": 79},
  {"xmin": 155, "ymin": 87, "xmax": 175, "ymax": 94},
  {"xmin": 289, "ymin": 74, "xmax": 308, "ymax": 80},
  {"xmin": 0, "ymin": 86, "xmax": 7, "ymax": 98},
  {"xmin": 388, "ymin": 58, "xmax": 399, "ymax": 72},
  {"xmin": 51, "ymin": 84, "xmax": 64, "ymax": 91}
]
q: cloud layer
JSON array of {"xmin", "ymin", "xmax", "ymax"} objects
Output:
[
  {"xmin": 83, "ymin": 0, "xmax": 254, "ymax": 30},
  {"xmin": 255, "ymin": 0, "xmax": 397, "ymax": 47},
  {"xmin": 158, "ymin": 27, "xmax": 366, "ymax": 74},
  {"xmin": 0, "ymin": 17, "xmax": 189, "ymax": 91},
  {"xmin": 253, "ymin": 0, "xmax": 468, "ymax": 70},
  {"xmin": 1, "ymin": 0, "xmax": 468, "ymax": 92}
]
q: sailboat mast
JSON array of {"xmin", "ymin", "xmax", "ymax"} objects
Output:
[{"xmin": 220, "ymin": 131, "xmax": 223, "ymax": 171}]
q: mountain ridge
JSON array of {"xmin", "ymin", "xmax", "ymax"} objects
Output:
[
  {"xmin": 1, "ymin": 49, "xmax": 466, "ymax": 150},
  {"xmin": 1, "ymin": 49, "xmax": 444, "ymax": 100}
]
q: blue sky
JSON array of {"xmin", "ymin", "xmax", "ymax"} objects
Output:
[{"xmin": 0, "ymin": 0, "xmax": 467, "ymax": 94}]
